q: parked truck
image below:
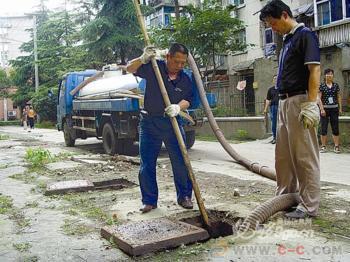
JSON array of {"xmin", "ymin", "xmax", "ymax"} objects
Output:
[{"xmin": 57, "ymin": 68, "xmax": 216, "ymax": 155}]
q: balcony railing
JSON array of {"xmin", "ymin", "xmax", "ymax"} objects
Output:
[
  {"xmin": 316, "ymin": 20, "xmax": 350, "ymax": 48},
  {"xmin": 148, "ymin": 0, "xmax": 175, "ymax": 7}
]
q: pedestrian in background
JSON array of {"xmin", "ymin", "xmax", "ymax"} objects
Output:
[
  {"xmin": 27, "ymin": 106, "xmax": 36, "ymax": 131},
  {"xmin": 263, "ymin": 75, "xmax": 279, "ymax": 144},
  {"xmin": 260, "ymin": 0, "xmax": 321, "ymax": 219},
  {"xmin": 22, "ymin": 107, "xmax": 28, "ymax": 131},
  {"xmin": 318, "ymin": 68, "xmax": 342, "ymax": 153}
]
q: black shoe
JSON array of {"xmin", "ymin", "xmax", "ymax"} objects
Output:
[
  {"xmin": 284, "ymin": 209, "xmax": 308, "ymax": 219},
  {"xmin": 139, "ymin": 204, "xmax": 157, "ymax": 213},
  {"xmin": 284, "ymin": 206, "xmax": 297, "ymax": 213},
  {"xmin": 178, "ymin": 197, "xmax": 193, "ymax": 209},
  {"xmin": 271, "ymin": 139, "xmax": 276, "ymax": 144}
]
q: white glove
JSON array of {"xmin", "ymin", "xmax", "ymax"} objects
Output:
[
  {"xmin": 156, "ymin": 48, "xmax": 169, "ymax": 59},
  {"xmin": 298, "ymin": 102, "xmax": 320, "ymax": 129},
  {"xmin": 140, "ymin": 45, "xmax": 156, "ymax": 64},
  {"xmin": 165, "ymin": 104, "xmax": 181, "ymax": 117}
]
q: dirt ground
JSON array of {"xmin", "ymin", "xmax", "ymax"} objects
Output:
[{"xmin": 0, "ymin": 127, "xmax": 350, "ymax": 261}]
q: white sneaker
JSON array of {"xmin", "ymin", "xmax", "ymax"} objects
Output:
[
  {"xmin": 334, "ymin": 146, "xmax": 340, "ymax": 154},
  {"xmin": 320, "ymin": 146, "xmax": 327, "ymax": 153}
]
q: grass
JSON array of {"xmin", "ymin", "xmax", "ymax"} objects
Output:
[
  {"xmin": 61, "ymin": 219, "xmax": 94, "ymax": 236},
  {"xmin": 9, "ymin": 173, "xmax": 37, "ymax": 184},
  {"xmin": 0, "ymin": 134, "xmax": 10, "ymax": 140},
  {"xmin": 0, "ymin": 163, "xmax": 9, "ymax": 169},
  {"xmin": 25, "ymin": 148, "xmax": 53, "ymax": 168},
  {"xmin": 25, "ymin": 201, "xmax": 39, "ymax": 208},
  {"xmin": 195, "ymin": 133, "xmax": 250, "ymax": 143},
  {"xmin": 0, "ymin": 194, "xmax": 13, "ymax": 214},
  {"xmin": 0, "ymin": 120, "xmax": 20, "ymax": 126},
  {"xmin": 9, "ymin": 209, "xmax": 31, "ymax": 230},
  {"xmin": 24, "ymin": 147, "xmax": 76, "ymax": 171},
  {"xmin": 59, "ymin": 193, "xmax": 118, "ymax": 226},
  {"xmin": 13, "ymin": 242, "xmax": 32, "ymax": 252},
  {"xmin": 35, "ymin": 121, "xmax": 56, "ymax": 129}
]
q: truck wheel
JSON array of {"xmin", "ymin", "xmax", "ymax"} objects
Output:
[
  {"xmin": 185, "ymin": 130, "xmax": 196, "ymax": 149},
  {"xmin": 102, "ymin": 123, "xmax": 118, "ymax": 155},
  {"xmin": 63, "ymin": 121, "xmax": 75, "ymax": 147}
]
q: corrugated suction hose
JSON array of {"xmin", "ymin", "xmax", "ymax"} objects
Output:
[
  {"xmin": 187, "ymin": 54, "xmax": 276, "ymax": 181},
  {"xmin": 187, "ymin": 55, "xmax": 300, "ymax": 231},
  {"xmin": 238, "ymin": 193, "xmax": 301, "ymax": 232}
]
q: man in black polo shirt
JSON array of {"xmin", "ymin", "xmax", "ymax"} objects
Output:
[
  {"xmin": 126, "ymin": 43, "xmax": 193, "ymax": 213},
  {"xmin": 260, "ymin": 0, "xmax": 321, "ymax": 219},
  {"xmin": 263, "ymin": 75, "xmax": 279, "ymax": 144}
]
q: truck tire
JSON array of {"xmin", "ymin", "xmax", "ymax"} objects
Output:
[
  {"xmin": 102, "ymin": 123, "xmax": 118, "ymax": 155},
  {"xmin": 185, "ymin": 130, "xmax": 196, "ymax": 149},
  {"xmin": 63, "ymin": 121, "xmax": 75, "ymax": 147}
]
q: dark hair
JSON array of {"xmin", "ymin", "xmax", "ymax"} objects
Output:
[
  {"xmin": 169, "ymin": 43, "xmax": 189, "ymax": 56},
  {"xmin": 259, "ymin": 0, "xmax": 293, "ymax": 21},
  {"xmin": 324, "ymin": 68, "xmax": 334, "ymax": 75}
]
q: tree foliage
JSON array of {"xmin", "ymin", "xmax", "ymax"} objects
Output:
[
  {"xmin": 150, "ymin": 0, "xmax": 246, "ymax": 76},
  {"xmin": 81, "ymin": 0, "xmax": 143, "ymax": 64},
  {"xmin": 10, "ymin": 8, "xmax": 96, "ymax": 120},
  {"xmin": 0, "ymin": 69, "xmax": 10, "ymax": 97}
]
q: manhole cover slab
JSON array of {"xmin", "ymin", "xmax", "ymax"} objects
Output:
[
  {"xmin": 45, "ymin": 180, "xmax": 94, "ymax": 195},
  {"xmin": 101, "ymin": 218, "xmax": 210, "ymax": 256}
]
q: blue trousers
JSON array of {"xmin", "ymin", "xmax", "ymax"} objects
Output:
[
  {"xmin": 138, "ymin": 114, "xmax": 192, "ymax": 206},
  {"xmin": 270, "ymin": 104, "xmax": 278, "ymax": 139}
]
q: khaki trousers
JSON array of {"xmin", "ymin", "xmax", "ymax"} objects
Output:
[{"xmin": 275, "ymin": 94, "xmax": 320, "ymax": 216}]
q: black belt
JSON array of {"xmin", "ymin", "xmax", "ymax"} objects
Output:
[
  {"xmin": 279, "ymin": 90, "xmax": 307, "ymax": 100},
  {"xmin": 140, "ymin": 110, "xmax": 166, "ymax": 117}
]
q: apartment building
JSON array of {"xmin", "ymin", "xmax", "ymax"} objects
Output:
[
  {"xmin": 0, "ymin": 15, "xmax": 32, "ymax": 120},
  {"xmin": 143, "ymin": 0, "xmax": 350, "ymax": 114},
  {"xmin": 0, "ymin": 15, "xmax": 32, "ymax": 68}
]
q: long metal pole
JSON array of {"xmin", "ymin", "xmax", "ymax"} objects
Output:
[
  {"xmin": 132, "ymin": 0, "xmax": 210, "ymax": 226},
  {"xmin": 33, "ymin": 15, "xmax": 39, "ymax": 92}
]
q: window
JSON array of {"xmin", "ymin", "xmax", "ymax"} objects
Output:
[
  {"xmin": 317, "ymin": 1, "xmax": 331, "ymax": 25},
  {"xmin": 164, "ymin": 14, "xmax": 171, "ymax": 26},
  {"xmin": 235, "ymin": 29, "xmax": 246, "ymax": 45},
  {"xmin": 316, "ymin": 0, "xmax": 350, "ymax": 26},
  {"xmin": 264, "ymin": 28, "xmax": 274, "ymax": 44},
  {"xmin": 229, "ymin": 0, "xmax": 244, "ymax": 6}
]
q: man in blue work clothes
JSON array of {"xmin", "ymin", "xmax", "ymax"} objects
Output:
[
  {"xmin": 126, "ymin": 43, "xmax": 193, "ymax": 213},
  {"xmin": 260, "ymin": 0, "xmax": 321, "ymax": 219}
]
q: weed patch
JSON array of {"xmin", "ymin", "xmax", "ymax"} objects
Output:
[
  {"xmin": 13, "ymin": 242, "xmax": 32, "ymax": 252},
  {"xmin": 61, "ymin": 219, "xmax": 94, "ymax": 236},
  {"xmin": 0, "ymin": 134, "xmax": 10, "ymax": 140},
  {"xmin": 0, "ymin": 194, "xmax": 13, "ymax": 214},
  {"xmin": 9, "ymin": 173, "xmax": 37, "ymax": 184},
  {"xmin": 25, "ymin": 201, "xmax": 39, "ymax": 208},
  {"xmin": 25, "ymin": 148, "xmax": 53, "ymax": 168}
]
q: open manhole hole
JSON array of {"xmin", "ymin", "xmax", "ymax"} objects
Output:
[
  {"xmin": 180, "ymin": 210, "xmax": 242, "ymax": 238},
  {"xmin": 45, "ymin": 178, "xmax": 136, "ymax": 195}
]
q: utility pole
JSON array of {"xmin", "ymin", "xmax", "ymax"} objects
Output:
[
  {"xmin": 174, "ymin": 0, "xmax": 180, "ymax": 20},
  {"xmin": 33, "ymin": 14, "xmax": 39, "ymax": 92}
]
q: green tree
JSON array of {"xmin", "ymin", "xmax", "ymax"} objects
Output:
[
  {"xmin": 81, "ymin": 0, "xmax": 143, "ymax": 64},
  {"xmin": 150, "ymin": 0, "xmax": 246, "ymax": 77}
]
